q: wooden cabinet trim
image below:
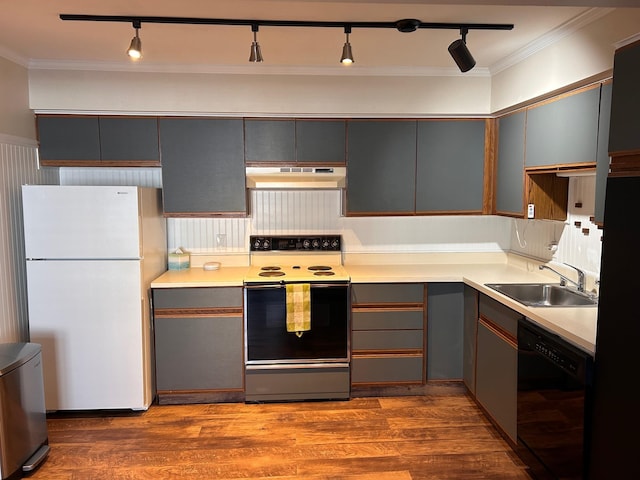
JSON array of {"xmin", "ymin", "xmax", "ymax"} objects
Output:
[
  {"xmin": 352, "ymin": 350, "xmax": 423, "ymax": 357},
  {"xmin": 478, "ymin": 315, "xmax": 517, "ymax": 348},
  {"xmin": 609, "ymin": 154, "xmax": 640, "ymax": 176},
  {"xmin": 154, "ymin": 307, "xmax": 243, "ymax": 318},
  {"xmin": 352, "ymin": 305, "xmax": 424, "ymax": 311}
]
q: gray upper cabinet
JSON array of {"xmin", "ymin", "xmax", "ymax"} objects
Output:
[
  {"xmin": 160, "ymin": 118, "xmax": 246, "ymax": 216},
  {"xmin": 595, "ymin": 82, "xmax": 612, "ymax": 224},
  {"xmin": 346, "ymin": 120, "xmax": 417, "ymax": 215},
  {"xmin": 37, "ymin": 115, "xmax": 160, "ymax": 166},
  {"xmin": 99, "ymin": 117, "xmax": 159, "ymax": 164},
  {"xmin": 296, "ymin": 120, "xmax": 346, "ymax": 164},
  {"xmin": 416, "ymin": 120, "xmax": 485, "ymax": 213},
  {"xmin": 608, "ymin": 41, "xmax": 640, "ymax": 155},
  {"xmin": 244, "ymin": 119, "xmax": 295, "ymax": 163},
  {"xmin": 496, "ymin": 112, "xmax": 525, "ymax": 215},
  {"xmin": 525, "ymin": 86, "xmax": 600, "ymax": 167},
  {"xmin": 37, "ymin": 116, "xmax": 101, "ymax": 162}
]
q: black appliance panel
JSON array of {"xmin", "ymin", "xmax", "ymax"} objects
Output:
[
  {"xmin": 245, "ymin": 284, "xmax": 349, "ymax": 363},
  {"xmin": 517, "ymin": 319, "xmax": 593, "ymax": 480}
]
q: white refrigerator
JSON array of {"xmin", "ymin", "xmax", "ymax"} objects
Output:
[{"xmin": 22, "ymin": 185, "xmax": 167, "ymax": 411}]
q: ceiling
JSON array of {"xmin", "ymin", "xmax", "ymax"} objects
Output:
[{"xmin": 0, "ymin": 0, "xmax": 636, "ymax": 75}]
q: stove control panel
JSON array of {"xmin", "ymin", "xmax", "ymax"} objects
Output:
[{"xmin": 250, "ymin": 235, "xmax": 341, "ymax": 251}]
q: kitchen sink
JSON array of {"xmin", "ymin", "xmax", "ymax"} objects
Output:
[{"xmin": 485, "ymin": 283, "xmax": 598, "ymax": 307}]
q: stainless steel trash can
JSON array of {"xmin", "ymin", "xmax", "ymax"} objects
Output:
[{"xmin": 0, "ymin": 343, "xmax": 49, "ymax": 479}]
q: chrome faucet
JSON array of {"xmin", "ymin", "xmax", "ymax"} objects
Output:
[{"xmin": 539, "ymin": 263, "xmax": 586, "ymax": 292}]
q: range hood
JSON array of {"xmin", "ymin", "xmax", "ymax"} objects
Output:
[{"xmin": 246, "ymin": 166, "xmax": 346, "ymax": 189}]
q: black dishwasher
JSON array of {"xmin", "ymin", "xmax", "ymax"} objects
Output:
[{"xmin": 517, "ymin": 319, "xmax": 593, "ymax": 480}]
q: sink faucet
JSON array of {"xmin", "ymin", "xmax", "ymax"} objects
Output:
[{"xmin": 539, "ymin": 263, "xmax": 586, "ymax": 292}]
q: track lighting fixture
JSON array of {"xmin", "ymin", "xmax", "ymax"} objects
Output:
[
  {"xmin": 448, "ymin": 28, "xmax": 476, "ymax": 73},
  {"xmin": 61, "ymin": 14, "xmax": 513, "ymax": 71},
  {"xmin": 249, "ymin": 24, "xmax": 263, "ymax": 62},
  {"xmin": 340, "ymin": 26, "xmax": 354, "ymax": 65},
  {"xmin": 126, "ymin": 20, "xmax": 142, "ymax": 60}
]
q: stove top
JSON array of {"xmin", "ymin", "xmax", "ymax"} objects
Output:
[{"xmin": 245, "ymin": 235, "xmax": 349, "ymax": 283}]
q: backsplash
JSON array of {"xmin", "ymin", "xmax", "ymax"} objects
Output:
[
  {"xmin": 59, "ymin": 167, "xmax": 601, "ymax": 278},
  {"xmin": 510, "ymin": 175, "xmax": 602, "ymax": 276}
]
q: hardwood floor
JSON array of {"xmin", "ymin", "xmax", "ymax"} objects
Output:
[{"xmin": 31, "ymin": 388, "xmax": 531, "ymax": 479}]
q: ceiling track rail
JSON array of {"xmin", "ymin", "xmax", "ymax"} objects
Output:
[{"xmin": 59, "ymin": 14, "xmax": 514, "ymax": 33}]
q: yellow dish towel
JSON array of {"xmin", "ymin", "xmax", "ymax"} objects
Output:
[{"xmin": 286, "ymin": 283, "xmax": 311, "ymax": 337}]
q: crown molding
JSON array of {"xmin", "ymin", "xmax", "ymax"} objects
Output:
[
  {"xmin": 0, "ymin": 46, "xmax": 29, "ymax": 68},
  {"xmin": 489, "ymin": 7, "xmax": 614, "ymax": 75}
]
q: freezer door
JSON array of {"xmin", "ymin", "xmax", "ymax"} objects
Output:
[
  {"xmin": 26, "ymin": 260, "xmax": 150, "ymax": 411},
  {"xmin": 22, "ymin": 185, "xmax": 142, "ymax": 259}
]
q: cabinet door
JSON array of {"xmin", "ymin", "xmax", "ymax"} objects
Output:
[
  {"xmin": 416, "ymin": 120, "xmax": 485, "ymax": 213},
  {"xmin": 154, "ymin": 316, "xmax": 243, "ymax": 391},
  {"xmin": 496, "ymin": 112, "xmax": 525, "ymax": 216},
  {"xmin": 244, "ymin": 119, "xmax": 295, "ymax": 162},
  {"xmin": 99, "ymin": 117, "xmax": 159, "ymax": 164},
  {"xmin": 608, "ymin": 42, "xmax": 640, "ymax": 155},
  {"xmin": 296, "ymin": 119, "xmax": 346, "ymax": 164},
  {"xmin": 37, "ymin": 116, "xmax": 101, "ymax": 162},
  {"xmin": 346, "ymin": 120, "xmax": 417, "ymax": 214},
  {"xmin": 525, "ymin": 87, "xmax": 600, "ymax": 167},
  {"xmin": 427, "ymin": 283, "xmax": 464, "ymax": 380},
  {"xmin": 159, "ymin": 118, "xmax": 246, "ymax": 215},
  {"xmin": 463, "ymin": 285, "xmax": 478, "ymax": 394},
  {"xmin": 595, "ymin": 82, "xmax": 612, "ymax": 224},
  {"xmin": 475, "ymin": 320, "xmax": 518, "ymax": 443}
]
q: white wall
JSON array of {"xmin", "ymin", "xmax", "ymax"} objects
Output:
[
  {"xmin": 29, "ymin": 70, "xmax": 492, "ymax": 117},
  {"xmin": 491, "ymin": 8, "xmax": 640, "ymax": 112},
  {"xmin": 0, "ymin": 57, "xmax": 35, "ymax": 139}
]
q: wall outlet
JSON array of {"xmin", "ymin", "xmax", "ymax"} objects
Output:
[{"xmin": 527, "ymin": 203, "xmax": 535, "ymax": 219}]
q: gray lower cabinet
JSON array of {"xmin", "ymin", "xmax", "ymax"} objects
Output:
[
  {"xmin": 475, "ymin": 294, "xmax": 520, "ymax": 444},
  {"xmin": 463, "ymin": 285, "xmax": 478, "ymax": 394},
  {"xmin": 346, "ymin": 120, "xmax": 417, "ymax": 215},
  {"xmin": 351, "ymin": 283, "xmax": 425, "ymax": 385},
  {"xmin": 159, "ymin": 118, "xmax": 246, "ymax": 216},
  {"xmin": 416, "ymin": 120, "xmax": 486, "ymax": 213},
  {"xmin": 427, "ymin": 283, "xmax": 464, "ymax": 380},
  {"xmin": 152, "ymin": 287, "xmax": 244, "ymax": 404},
  {"xmin": 525, "ymin": 86, "xmax": 600, "ymax": 167},
  {"xmin": 496, "ymin": 111, "xmax": 525, "ymax": 216}
]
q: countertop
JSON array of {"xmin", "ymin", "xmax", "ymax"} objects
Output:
[{"xmin": 150, "ymin": 253, "xmax": 598, "ymax": 355}]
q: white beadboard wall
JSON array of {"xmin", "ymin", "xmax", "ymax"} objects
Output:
[
  {"xmin": 57, "ymin": 168, "xmax": 601, "ymax": 277},
  {"xmin": 0, "ymin": 138, "xmax": 57, "ymax": 343},
  {"xmin": 510, "ymin": 176, "xmax": 603, "ymax": 276}
]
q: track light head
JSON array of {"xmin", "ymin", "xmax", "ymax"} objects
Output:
[
  {"xmin": 126, "ymin": 21, "xmax": 142, "ymax": 59},
  {"xmin": 448, "ymin": 28, "xmax": 475, "ymax": 72},
  {"xmin": 248, "ymin": 24, "xmax": 263, "ymax": 62},
  {"xmin": 340, "ymin": 26, "xmax": 354, "ymax": 65}
]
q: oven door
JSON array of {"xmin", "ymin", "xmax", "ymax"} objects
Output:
[{"xmin": 245, "ymin": 283, "xmax": 350, "ymax": 365}]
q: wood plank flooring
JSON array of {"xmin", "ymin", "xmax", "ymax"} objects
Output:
[{"xmin": 31, "ymin": 389, "xmax": 532, "ymax": 479}]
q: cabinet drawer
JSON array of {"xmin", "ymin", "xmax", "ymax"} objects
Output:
[
  {"xmin": 352, "ymin": 283, "xmax": 424, "ymax": 304},
  {"xmin": 352, "ymin": 310, "xmax": 423, "ymax": 330},
  {"xmin": 352, "ymin": 355, "xmax": 423, "ymax": 384},
  {"xmin": 479, "ymin": 294, "xmax": 521, "ymax": 337},
  {"xmin": 154, "ymin": 287, "xmax": 243, "ymax": 309},
  {"xmin": 352, "ymin": 330, "xmax": 423, "ymax": 351}
]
